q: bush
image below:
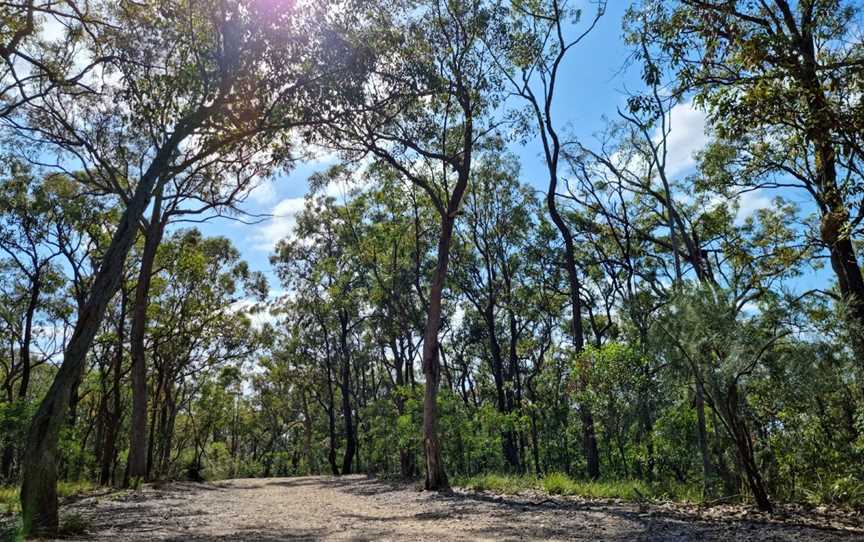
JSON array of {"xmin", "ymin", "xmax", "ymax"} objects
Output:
[
  {"xmin": 804, "ymin": 476, "xmax": 864, "ymax": 507},
  {"xmin": 0, "ymin": 486, "xmax": 18, "ymax": 515},
  {"xmin": 540, "ymin": 473, "xmax": 702, "ymax": 502},
  {"xmin": 541, "ymin": 472, "xmax": 573, "ymax": 495}
]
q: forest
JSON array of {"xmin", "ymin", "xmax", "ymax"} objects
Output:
[{"xmin": 1, "ymin": 0, "xmax": 864, "ymax": 539}]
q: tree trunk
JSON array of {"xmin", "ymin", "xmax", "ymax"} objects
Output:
[
  {"xmin": 325, "ymin": 357, "xmax": 340, "ymax": 476},
  {"xmin": 530, "ymin": 406, "xmax": 541, "ymax": 477},
  {"xmin": 20, "ymin": 167, "xmax": 165, "ymax": 536},
  {"xmin": 100, "ymin": 289, "xmax": 126, "ymax": 486},
  {"xmin": 795, "ymin": 36, "xmax": 864, "ymax": 369},
  {"xmin": 391, "ymin": 342, "xmax": 417, "ymax": 479},
  {"xmin": 725, "ymin": 383, "xmax": 772, "ymax": 512},
  {"xmin": 546, "ymin": 186, "xmax": 601, "ymax": 480},
  {"xmin": 301, "ymin": 391, "xmax": 316, "ymax": 475},
  {"xmin": 128, "ymin": 193, "xmax": 165, "ymax": 486},
  {"xmin": 18, "ymin": 270, "xmax": 40, "ymax": 401},
  {"xmin": 483, "ymin": 308, "xmax": 520, "ymax": 471},
  {"xmin": 695, "ymin": 378, "xmax": 714, "ymax": 492},
  {"xmin": 338, "ymin": 313, "xmax": 356, "ymax": 475},
  {"xmin": 421, "ymin": 215, "xmax": 456, "ymax": 491}
]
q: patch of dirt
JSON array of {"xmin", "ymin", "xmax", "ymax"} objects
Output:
[{"xmin": 42, "ymin": 475, "xmax": 864, "ymax": 541}]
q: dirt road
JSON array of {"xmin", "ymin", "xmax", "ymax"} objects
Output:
[{"xmin": 49, "ymin": 475, "xmax": 862, "ymax": 541}]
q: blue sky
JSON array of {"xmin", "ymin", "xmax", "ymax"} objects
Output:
[
  {"xmin": 196, "ymin": 2, "xmax": 642, "ymax": 283},
  {"xmin": 191, "ymin": 1, "xmax": 832, "ymax": 296}
]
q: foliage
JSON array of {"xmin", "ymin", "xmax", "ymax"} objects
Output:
[{"xmin": 2, "ymin": 0, "xmax": 864, "ymax": 530}]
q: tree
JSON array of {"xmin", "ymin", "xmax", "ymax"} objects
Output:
[
  {"xmin": 15, "ymin": 0, "xmax": 333, "ymax": 533},
  {"xmin": 498, "ymin": 0, "xmax": 607, "ymax": 479},
  {"xmin": 453, "ymin": 153, "xmax": 542, "ymax": 472},
  {"xmin": 630, "ymin": 0, "xmax": 864, "ymax": 369},
  {"xmin": 319, "ymin": 0, "xmax": 505, "ymax": 489},
  {"xmin": 272, "ymin": 194, "xmax": 369, "ymax": 475}
]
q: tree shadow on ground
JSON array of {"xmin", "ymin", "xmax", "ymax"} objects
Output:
[{"xmin": 434, "ymin": 489, "xmax": 864, "ymax": 541}]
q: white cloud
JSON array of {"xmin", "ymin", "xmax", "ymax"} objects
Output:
[
  {"xmin": 707, "ymin": 190, "xmax": 773, "ymax": 224},
  {"xmin": 323, "ymin": 174, "xmax": 367, "ymax": 200},
  {"xmin": 230, "ymin": 295, "xmax": 282, "ymax": 329},
  {"xmin": 735, "ymin": 190, "xmax": 772, "ymax": 224},
  {"xmin": 252, "ymin": 197, "xmax": 306, "ymax": 251},
  {"xmin": 247, "ymin": 179, "xmax": 278, "ymax": 205},
  {"xmin": 659, "ymin": 102, "xmax": 709, "ymax": 177},
  {"xmin": 39, "ymin": 15, "xmax": 67, "ymax": 42}
]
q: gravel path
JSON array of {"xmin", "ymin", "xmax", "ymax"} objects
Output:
[{"xmin": 48, "ymin": 475, "xmax": 864, "ymax": 541}]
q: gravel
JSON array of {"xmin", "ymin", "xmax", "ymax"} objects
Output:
[{"xmin": 42, "ymin": 475, "xmax": 864, "ymax": 541}]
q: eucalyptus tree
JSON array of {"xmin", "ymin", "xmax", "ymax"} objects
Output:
[
  {"xmin": 0, "ymin": 165, "xmax": 65, "ymax": 403},
  {"xmin": 491, "ymin": 0, "xmax": 608, "ymax": 479},
  {"xmin": 629, "ymin": 0, "xmax": 864, "ymax": 368},
  {"xmin": 318, "ymin": 0, "xmax": 506, "ymax": 489},
  {"xmin": 272, "ymin": 193, "xmax": 371, "ymax": 475},
  {"xmin": 452, "ymin": 153, "xmax": 542, "ymax": 472},
  {"xmin": 125, "ymin": 106, "xmax": 295, "ymax": 486},
  {"xmin": 144, "ymin": 229, "xmax": 266, "ymax": 480},
  {"xmin": 346, "ymin": 171, "xmax": 435, "ymax": 478},
  {"xmin": 0, "ymin": 165, "xmax": 111, "ymax": 480},
  {"xmin": 568, "ymin": 120, "xmax": 721, "ymax": 483},
  {"xmin": 0, "ymin": 1, "xmax": 107, "ymax": 119},
  {"xmin": 13, "ymin": 0, "xmax": 342, "ymax": 533}
]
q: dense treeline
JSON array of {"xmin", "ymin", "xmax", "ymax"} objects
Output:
[{"xmin": 1, "ymin": 0, "xmax": 863, "ymax": 536}]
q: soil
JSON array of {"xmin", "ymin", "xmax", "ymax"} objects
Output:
[{"xmin": 35, "ymin": 475, "xmax": 864, "ymax": 541}]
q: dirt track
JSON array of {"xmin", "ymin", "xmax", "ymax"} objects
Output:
[{"xmin": 47, "ymin": 475, "xmax": 864, "ymax": 541}]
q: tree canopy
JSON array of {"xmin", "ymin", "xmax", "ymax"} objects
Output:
[{"xmin": 1, "ymin": 0, "xmax": 864, "ymax": 536}]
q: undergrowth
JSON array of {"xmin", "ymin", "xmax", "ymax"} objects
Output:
[
  {"xmin": 456, "ymin": 472, "xmax": 704, "ymax": 503},
  {"xmin": 0, "ymin": 480, "xmax": 95, "ymax": 516}
]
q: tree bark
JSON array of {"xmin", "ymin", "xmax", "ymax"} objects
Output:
[
  {"xmin": 792, "ymin": 23, "xmax": 864, "ymax": 368},
  {"xmin": 17, "ymin": 268, "xmax": 40, "ymax": 401},
  {"xmin": 421, "ymin": 215, "xmax": 456, "ymax": 491},
  {"xmin": 100, "ymin": 289, "xmax": 126, "ymax": 486},
  {"xmin": 339, "ymin": 315, "xmax": 356, "ymax": 475},
  {"xmin": 325, "ymin": 354, "xmax": 340, "ymax": 476},
  {"xmin": 483, "ymin": 306, "xmax": 520, "ymax": 471},
  {"xmin": 547, "ymin": 189, "xmax": 601, "ymax": 480},
  {"xmin": 724, "ymin": 383, "xmax": 772, "ymax": 512},
  {"xmin": 19, "ymin": 115, "xmax": 189, "ymax": 533},
  {"xmin": 694, "ymin": 378, "xmax": 714, "ymax": 491},
  {"xmin": 19, "ymin": 172, "xmax": 164, "ymax": 536},
  {"xmin": 127, "ymin": 191, "xmax": 165, "ymax": 485}
]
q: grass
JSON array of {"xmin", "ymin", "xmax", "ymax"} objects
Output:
[
  {"xmin": 456, "ymin": 472, "xmax": 704, "ymax": 503},
  {"xmin": 0, "ymin": 480, "xmax": 96, "ymax": 516}
]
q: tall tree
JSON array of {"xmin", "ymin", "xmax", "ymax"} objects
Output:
[
  {"xmin": 630, "ymin": 0, "xmax": 864, "ymax": 368},
  {"xmin": 499, "ymin": 0, "xmax": 607, "ymax": 479},
  {"xmin": 15, "ymin": 0, "xmax": 332, "ymax": 533},
  {"xmin": 320, "ymin": 0, "xmax": 504, "ymax": 489}
]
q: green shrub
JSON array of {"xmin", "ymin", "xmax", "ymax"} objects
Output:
[
  {"xmin": 540, "ymin": 473, "xmax": 702, "ymax": 502},
  {"xmin": 804, "ymin": 476, "xmax": 864, "ymax": 507},
  {"xmin": 0, "ymin": 486, "xmax": 19, "ymax": 515},
  {"xmin": 541, "ymin": 472, "xmax": 573, "ymax": 495}
]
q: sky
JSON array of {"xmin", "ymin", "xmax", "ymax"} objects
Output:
[
  {"xmin": 196, "ymin": 2, "xmax": 642, "ymax": 283},
  {"xmin": 187, "ymin": 1, "xmax": 829, "ymax": 296}
]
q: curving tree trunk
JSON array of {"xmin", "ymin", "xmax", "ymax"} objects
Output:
[
  {"xmin": 100, "ymin": 289, "xmax": 127, "ymax": 486},
  {"xmin": 127, "ymin": 190, "xmax": 166, "ymax": 485},
  {"xmin": 20, "ymin": 170, "xmax": 165, "ymax": 536},
  {"xmin": 19, "ymin": 114, "xmax": 194, "ymax": 534}
]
